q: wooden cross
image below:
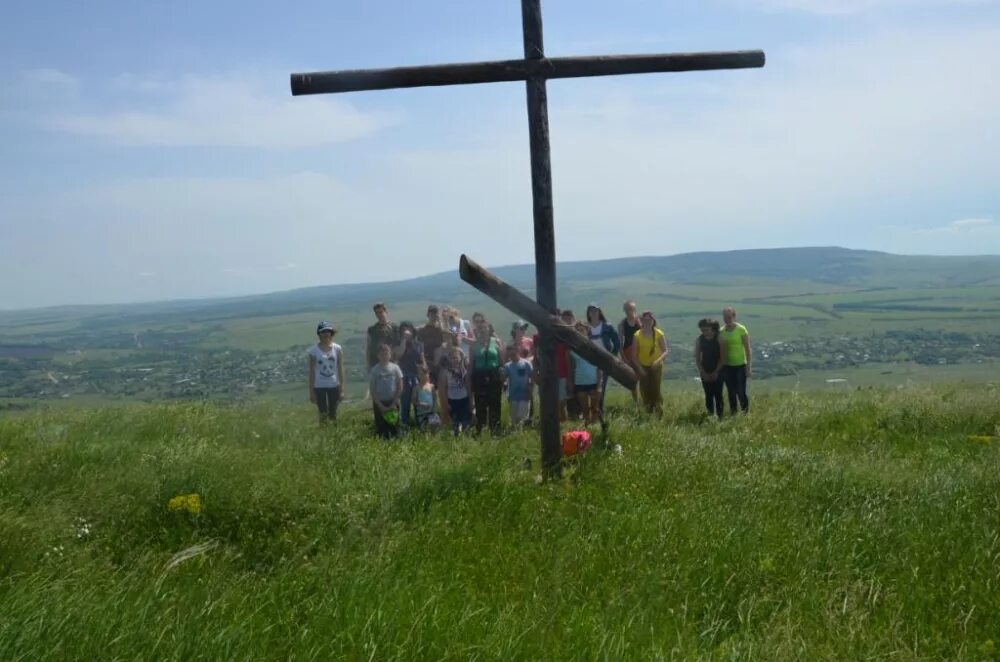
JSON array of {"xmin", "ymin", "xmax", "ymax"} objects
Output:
[{"xmin": 291, "ymin": 1, "xmax": 764, "ymax": 476}]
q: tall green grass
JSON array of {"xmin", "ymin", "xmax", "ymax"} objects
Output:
[{"xmin": 2, "ymin": 385, "xmax": 999, "ymax": 659}]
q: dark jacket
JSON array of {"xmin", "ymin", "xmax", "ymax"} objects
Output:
[{"xmin": 591, "ymin": 322, "xmax": 621, "ymax": 355}]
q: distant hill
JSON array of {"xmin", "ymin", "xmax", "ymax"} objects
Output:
[
  {"xmin": 3, "ymin": 247, "xmax": 1000, "ymax": 328},
  {"xmin": 200, "ymin": 246, "xmax": 1000, "ymax": 315}
]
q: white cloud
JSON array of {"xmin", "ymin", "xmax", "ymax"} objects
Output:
[
  {"xmin": 526, "ymin": 24, "xmax": 1000, "ymax": 260},
  {"xmin": 47, "ymin": 72, "xmax": 394, "ymax": 148},
  {"xmin": 735, "ymin": 0, "xmax": 994, "ymax": 15},
  {"xmin": 950, "ymin": 218, "xmax": 993, "ymax": 229},
  {"xmin": 5, "ymin": 68, "xmax": 80, "ymax": 108},
  {"xmin": 52, "ymin": 171, "xmax": 419, "ymax": 279},
  {"xmin": 21, "ymin": 68, "xmax": 79, "ymax": 89},
  {"xmin": 0, "ymin": 172, "xmax": 385, "ymax": 305},
  {"xmin": 879, "ymin": 217, "xmax": 1000, "ymax": 254},
  {"xmin": 4, "ymin": 22, "xmax": 999, "ymax": 307},
  {"xmin": 917, "ymin": 218, "xmax": 995, "ymax": 235}
]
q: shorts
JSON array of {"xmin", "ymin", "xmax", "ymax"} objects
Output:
[
  {"xmin": 558, "ymin": 377, "xmax": 569, "ymax": 400},
  {"xmin": 509, "ymin": 399, "xmax": 531, "ymax": 424},
  {"xmin": 575, "ymin": 383, "xmax": 598, "ymax": 393},
  {"xmin": 415, "ymin": 410, "xmax": 441, "ymax": 428}
]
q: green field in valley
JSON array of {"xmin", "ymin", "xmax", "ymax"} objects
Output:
[{"xmin": 2, "ymin": 247, "xmax": 1000, "ymax": 410}]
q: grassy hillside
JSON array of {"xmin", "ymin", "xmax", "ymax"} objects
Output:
[{"xmin": 2, "ymin": 387, "xmax": 999, "ymax": 659}]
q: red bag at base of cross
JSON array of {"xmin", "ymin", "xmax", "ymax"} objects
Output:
[{"xmin": 562, "ymin": 430, "xmax": 592, "ymax": 457}]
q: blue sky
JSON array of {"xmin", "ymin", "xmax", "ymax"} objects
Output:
[{"xmin": 1, "ymin": 0, "xmax": 998, "ymax": 309}]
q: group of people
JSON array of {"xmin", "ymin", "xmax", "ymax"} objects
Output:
[
  {"xmin": 307, "ymin": 300, "xmax": 752, "ymax": 438},
  {"xmin": 364, "ymin": 303, "xmax": 537, "ymax": 437}
]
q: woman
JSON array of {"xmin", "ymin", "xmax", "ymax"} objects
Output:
[
  {"xmin": 469, "ymin": 315, "xmax": 505, "ymax": 435},
  {"xmin": 555, "ymin": 308, "xmax": 579, "ymax": 421},
  {"xmin": 631, "ymin": 310, "xmax": 668, "ymax": 415},
  {"xmin": 444, "ymin": 306, "xmax": 474, "ymax": 357},
  {"xmin": 618, "ymin": 300, "xmax": 641, "ymax": 403},
  {"xmin": 585, "ymin": 303, "xmax": 620, "ymax": 420},
  {"xmin": 570, "ymin": 321, "xmax": 602, "ymax": 426},
  {"xmin": 694, "ymin": 318, "xmax": 723, "ymax": 418},
  {"xmin": 393, "ymin": 321, "xmax": 426, "ymax": 427}
]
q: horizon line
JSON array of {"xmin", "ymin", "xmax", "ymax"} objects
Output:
[{"xmin": 3, "ymin": 245, "xmax": 1000, "ymax": 315}]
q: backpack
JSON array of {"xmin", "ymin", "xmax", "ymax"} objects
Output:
[{"xmin": 562, "ymin": 430, "xmax": 593, "ymax": 457}]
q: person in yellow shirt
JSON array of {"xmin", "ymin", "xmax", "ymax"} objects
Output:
[
  {"xmin": 630, "ymin": 310, "xmax": 668, "ymax": 415},
  {"xmin": 718, "ymin": 306, "xmax": 751, "ymax": 414}
]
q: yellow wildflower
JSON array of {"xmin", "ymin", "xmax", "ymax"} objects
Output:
[{"xmin": 167, "ymin": 493, "xmax": 203, "ymax": 515}]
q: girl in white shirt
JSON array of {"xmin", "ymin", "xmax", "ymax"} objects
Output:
[{"xmin": 307, "ymin": 321, "xmax": 345, "ymax": 423}]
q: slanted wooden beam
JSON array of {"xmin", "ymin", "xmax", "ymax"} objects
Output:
[
  {"xmin": 459, "ymin": 255, "xmax": 638, "ymax": 391},
  {"xmin": 291, "ymin": 50, "xmax": 765, "ymax": 95}
]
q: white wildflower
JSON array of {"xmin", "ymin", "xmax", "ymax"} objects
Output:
[{"xmin": 74, "ymin": 517, "xmax": 93, "ymax": 539}]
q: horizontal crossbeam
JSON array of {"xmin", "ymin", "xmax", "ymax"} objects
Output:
[{"xmin": 291, "ymin": 50, "xmax": 765, "ymax": 95}]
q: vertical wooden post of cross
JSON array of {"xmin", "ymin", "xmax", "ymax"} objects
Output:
[
  {"xmin": 521, "ymin": 0, "xmax": 562, "ymax": 478},
  {"xmin": 290, "ymin": 2, "xmax": 765, "ymax": 478}
]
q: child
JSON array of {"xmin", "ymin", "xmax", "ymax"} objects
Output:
[
  {"xmin": 503, "ymin": 345, "xmax": 534, "ymax": 429},
  {"xmin": 570, "ymin": 322, "xmax": 602, "ymax": 426},
  {"xmin": 307, "ymin": 321, "xmax": 345, "ymax": 424},
  {"xmin": 368, "ymin": 344, "xmax": 403, "ymax": 439},
  {"xmin": 510, "ymin": 319, "xmax": 533, "ymax": 358},
  {"xmin": 411, "ymin": 366, "xmax": 440, "ymax": 432},
  {"xmin": 439, "ymin": 346, "xmax": 472, "ymax": 436},
  {"xmin": 694, "ymin": 318, "xmax": 723, "ymax": 418}
]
